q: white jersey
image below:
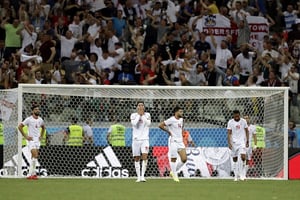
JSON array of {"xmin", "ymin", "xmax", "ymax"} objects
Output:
[
  {"xmin": 164, "ymin": 116, "xmax": 183, "ymax": 142},
  {"xmin": 130, "ymin": 112, "xmax": 151, "ymax": 140},
  {"xmin": 227, "ymin": 118, "xmax": 248, "ymax": 145},
  {"xmin": 248, "ymin": 124, "xmax": 256, "ymax": 145},
  {"xmin": 21, "ymin": 116, "xmax": 44, "ymax": 142}
]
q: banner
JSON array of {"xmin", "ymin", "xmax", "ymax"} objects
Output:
[
  {"xmin": 1, "ymin": 146, "xmax": 297, "ymax": 178},
  {"xmin": 195, "ymin": 14, "xmax": 269, "ymax": 52}
]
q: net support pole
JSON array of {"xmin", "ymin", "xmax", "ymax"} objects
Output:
[
  {"xmin": 17, "ymin": 85, "xmax": 23, "ymax": 178},
  {"xmin": 283, "ymin": 87, "xmax": 289, "ymax": 180}
]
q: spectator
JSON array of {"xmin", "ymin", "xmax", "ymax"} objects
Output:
[
  {"xmin": 98, "ymin": 49, "xmax": 119, "ymax": 82},
  {"xmin": 101, "ymin": 0, "xmax": 117, "ymax": 18},
  {"xmin": 200, "ymin": 0, "xmax": 219, "ymax": 15},
  {"xmin": 288, "ymin": 121, "xmax": 298, "ymax": 148},
  {"xmin": 194, "ymin": 31, "xmax": 211, "ymax": 58},
  {"xmin": 163, "ymin": 71, "xmax": 191, "ymax": 86},
  {"xmin": 283, "ymin": 64, "xmax": 299, "ymax": 116},
  {"xmin": 51, "ymin": 61, "xmax": 63, "ymax": 84},
  {"xmin": 205, "ymin": 59, "xmax": 218, "ymax": 86},
  {"xmin": 17, "ymin": 21, "xmax": 37, "ymax": 53},
  {"xmin": 222, "ymin": 67, "xmax": 240, "ymax": 86},
  {"xmin": 38, "ymin": 32, "xmax": 56, "ymax": 75},
  {"xmin": 261, "ymin": 70, "xmax": 282, "ymax": 87},
  {"xmin": 34, "ymin": 70, "xmax": 43, "ymax": 84},
  {"xmin": 210, "ymin": 32, "xmax": 233, "ymax": 85},
  {"xmin": 1, "ymin": 17, "xmax": 22, "ymax": 59},
  {"xmin": 252, "ymin": 66, "xmax": 265, "ymax": 86},
  {"xmin": 0, "ymin": 59, "xmax": 11, "ymax": 89},
  {"xmin": 106, "ymin": 30, "xmax": 119, "ymax": 54},
  {"xmin": 183, "ymin": 62, "xmax": 207, "ymax": 86},
  {"xmin": 62, "ymin": 52, "xmax": 80, "ymax": 84},
  {"xmin": 235, "ymin": 44, "xmax": 255, "ymax": 85},
  {"xmin": 54, "ymin": 24, "xmax": 81, "ymax": 61},
  {"xmin": 280, "ymin": 4, "xmax": 299, "ymax": 32},
  {"xmin": 111, "ymin": 42, "xmax": 125, "ymax": 64}
]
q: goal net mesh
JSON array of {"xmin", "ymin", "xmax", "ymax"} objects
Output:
[{"xmin": 0, "ymin": 85, "xmax": 287, "ymax": 179}]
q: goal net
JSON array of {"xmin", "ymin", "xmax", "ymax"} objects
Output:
[{"xmin": 0, "ymin": 84, "xmax": 288, "ymax": 179}]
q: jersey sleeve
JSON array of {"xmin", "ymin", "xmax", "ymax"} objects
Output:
[
  {"xmin": 164, "ymin": 117, "xmax": 173, "ymax": 126},
  {"xmin": 130, "ymin": 113, "xmax": 140, "ymax": 126},
  {"xmin": 143, "ymin": 112, "xmax": 151, "ymax": 126},
  {"xmin": 226, "ymin": 120, "xmax": 232, "ymax": 130},
  {"xmin": 21, "ymin": 117, "xmax": 30, "ymax": 126}
]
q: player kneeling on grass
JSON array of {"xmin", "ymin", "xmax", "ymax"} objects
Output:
[
  {"xmin": 227, "ymin": 110, "xmax": 249, "ymax": 181},
  {"xmin": 159, "ymin": 106, "xmax": 187, "ymax": 182},
  {"xmin": 18, "ymin": 105, "xmax": 46, "ymax": 180}
]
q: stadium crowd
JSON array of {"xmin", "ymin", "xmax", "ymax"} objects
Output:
[{"xmin": 0, "ymin": 1, "xmax": 299, "ymax": 102}]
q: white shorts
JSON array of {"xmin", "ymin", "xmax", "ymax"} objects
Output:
[
  {"xmin": 231, "ymin": 143, "xmax": 246, "ymax": 158},
  {"xmin": 169, "ymin": 140, "xmax": 185, "ymax": 158},
  {"xmin": 27, "ymin": 140, "xmax": 41, "ymax": 151},
  {"xmin": 132, "ymin": 140, "xmax": 149, "ymax": 157}
]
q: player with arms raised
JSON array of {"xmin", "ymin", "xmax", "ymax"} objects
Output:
[
  {"xmin": 18, "ymin": 105, "xmax": 45, "ymax": 180},
  {"xmin": 243, "ymin": 114, "xmax": 257, "ymax": 180},
  {"xmin": 227, "ymin": 110, "xmax": 249, "ymax": 181},
  {"xmin": 159, "ymin": 106, "xmax": 187, "ymax": 182},
  {"xmin": 130, "ymin": 101, "xmax": 151, "ymax": 182}
]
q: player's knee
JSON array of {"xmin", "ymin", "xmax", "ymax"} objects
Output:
[{"xmin": 134, "ymin": 156, "xmax": 140, "ymax": 161}]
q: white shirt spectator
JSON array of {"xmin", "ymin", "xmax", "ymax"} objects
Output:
[
  {"xmin": 215, "ymin": 45, "xmax": 233, "ymax": 70},
  {"xmin": 98, "ymin": 55, "xmax": 117, "ymax": 80},
  {"xmin": 262, "ymin": 49, "xmax": 279, "ymax": 60},
  {"xmin": 235, "ymin": 52, "xmax": 255, "ymax": 76},
  {"xmin": 165, "ymin": 0, "xmax": 178, "ymax": 23},
  {"xmin": 87, "ymin": 23, "xmax": 100, "ymax": 38},
  {"xmin": 51, "ymin": 70, "xmax": 62, "ymax": 84},
  {"xmin": 90, "ymin": 42, "xmax": 103, "ymax": 62},
  {"xmin": 279, "ymin": 61, "xmax": 293, "ymax": 80},
  {"xmin": 20, "ymin": 29, "xmax": 37, "ymax": 50},
  {"xmin": 108, "ymin": 35, "xmax": 119, "ymax": 54},
  {"xmin": 60, "ymin": 36, "xmax": 78, "ymax": 58},
  {"xmin": 68, "ymin": 20, "xmax": 85, "ymax": 39}
]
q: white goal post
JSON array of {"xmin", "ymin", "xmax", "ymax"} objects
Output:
[{"xmin": 0, "ymin": 84, "xmax": 289, "ymax": 179}]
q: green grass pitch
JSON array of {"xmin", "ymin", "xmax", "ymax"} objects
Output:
[{"xmin": 1, "ymin": 178, "xmax": 300, "ymax": 200}]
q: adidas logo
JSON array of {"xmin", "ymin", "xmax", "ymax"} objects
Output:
[
  {"xmin": 81, "ymin": 146, "xmax": 129, "ymax": 178},
  {"xmin": 0, "ymin": 147, "xmax": 48, "ymax": 177}
]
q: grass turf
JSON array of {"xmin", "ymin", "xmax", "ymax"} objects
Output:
[{"xmin": 1, "ymin": 178, "xmax": 300, "ymax": 200}]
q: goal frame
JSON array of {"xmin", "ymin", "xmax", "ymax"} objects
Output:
[{"xmin": 15, "ymin": 84, "xmax": 289, "ymax": 180}]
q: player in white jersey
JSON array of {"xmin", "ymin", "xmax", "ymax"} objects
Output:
[
  {"xmin": 227, "ymin": 110, "xmax": 249, "ymax": 181},
  {"xmin": 130, "ymin": 101, "xmax": 151, "ymax": 182},
  {"xmin": 243, "ymin": 115, "xmax": 257, "ymax": 180},
  {"xmin": 18, "ymin": 105, "xmax": 45, "ymax": 180},
  {"xmin": 159, "ymin": 106, "xmax": 187, "ymax": 182}
]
